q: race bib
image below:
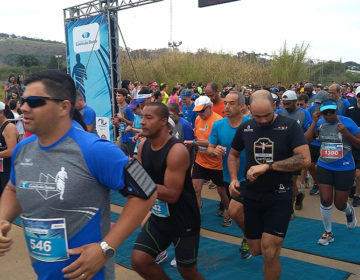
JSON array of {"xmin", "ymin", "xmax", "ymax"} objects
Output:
[
  {"xmin": 21, "ymin": 216, "xmax": 69, "ymax": 262},
  {"xmin": 320, "ymin": 142, "xmax": 343, "ymax": 159},
  {"xmin": 151, "ymin": 199, "xmax": 170, "ymax": 217},
  {"xmin": 0, "ymin": 158, "xmax": 3, "ymax": 172},
  {"xmin": 198, "ymin": 146, "xmax": 207, "ymax": 153}
]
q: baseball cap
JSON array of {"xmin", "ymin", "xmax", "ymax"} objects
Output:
[
  {"xmin": 193, "ymin": 96, "xmax": 212, "ymax": 112},
  {"xmin": 356, "ymin": 86, "xmax": 360, "ymax": 97},
  {"xmin": 281, "ymin": 90, "xmax": 297, "ymax": 101},
  {"xmin": 148, "ymin": 82, "xmax": 158, "ymax": 87},
  {"xmin": 316, "ymin": 83, "xmax": 323, "ymax": 89},
  {"xmin": 136, "ymin": 87, "xmax": 152, "ymax": 100},
  {"xmin": 320, "ymin": 99, "xmax": 337, "ymax": 112},
  {"xmin": 168, "ymin": 117, "xmax": 175, "ymax": 128},
  {"xmin": 271, "ymin": 93, "xmax": 279, "ymax": 101},
  {"xmin": 180, "ymin": 89, "xmax": 192, "ymax": 99},
  {"xmin": 0, "ymin": 102, "xmax": 5, "ymax": 111},
  {"xmin": 270, "ymin": 87, "xmax": 279, "ymax": 94},
  {"xmin": 314, "ymin": 90, "xmax": 329, "ymax": 103},
  {"xmin": 129, "ymin": 99, "xmax": 140, "ymax": 109}
]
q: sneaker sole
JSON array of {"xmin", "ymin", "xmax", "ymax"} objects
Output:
[
  {"xmin": 318, "ymin": 238, "xmax": 334, "ymax": 246},
  {"xmin": 241, "ymin": 254, "xmax": 252, "ymax": 260},
  {"xmin": 347, "ymin": 214, "xmax": 357, "ymax": 230}
]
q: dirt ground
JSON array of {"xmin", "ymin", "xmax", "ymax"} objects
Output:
[{"xmin": 1, "ymin": 184, "xmax": 360, "ymax": 280}]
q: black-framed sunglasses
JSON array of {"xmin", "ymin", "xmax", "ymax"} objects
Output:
[
  {"xmin": 198, "ymin": 106, "xmax": 209, "ymax": 113},
  {"xmin": 21, "ymin": 96, "xmax": 65, "ymax": 108},
  {"xmin": 321, "ymin": 109, "xmax": 336, "ymax": 115}
]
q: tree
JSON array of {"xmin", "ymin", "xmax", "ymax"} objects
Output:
[
  {"xmin": 270, "ymin": 42, "xmax": 309, "ymax": 85},
  {"xmin": 16, "ymin": 54, "xmax": 41, "ymax": 67}
]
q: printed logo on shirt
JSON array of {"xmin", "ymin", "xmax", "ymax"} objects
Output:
[
  {"xmin": 19, "ymin": 167, "xmax": 68, "ymax": 201},
  {"xmin": 244, "ymin": 125, "xmax": 253, "ymax": 132},
  {"xmin": 254, "ymin": 138, "xmax": 274, "ymax": 164},
  {"xmin": 273, "ymin": 126, "xmax": 288, "ymax": 131},
  {"xmin": 20, "ymin": 158, "xmax": 34, "ymax": 166}
]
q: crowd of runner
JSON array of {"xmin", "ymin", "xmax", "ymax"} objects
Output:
[{"xmin": 0, "ymin": 71, "xmax": 360, "ymax": 280}]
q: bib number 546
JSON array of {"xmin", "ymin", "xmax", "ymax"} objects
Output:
[{"xmin": 30, "ymin": 239, "xmax": 52, "ymax": 252}]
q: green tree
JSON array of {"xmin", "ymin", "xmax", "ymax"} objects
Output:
[
  {"xmin": 270, "ymin": 42, "xmax": 309, "ymax": 85},
  {"xmin": 16, "ymin": 54, "xmax": 41, "ymax": 67}
]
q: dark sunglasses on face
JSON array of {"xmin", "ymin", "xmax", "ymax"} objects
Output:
[
  {"xmin": 321, "ymin": 109, "xmax": 336, "ymax": 115},
  {"xmin": 198, "ymin": 106, "xmax": 208, "ymax": 113},
  {"xmin": 21, "ymin": 96, "xmax": 65, "ymax": 108}
]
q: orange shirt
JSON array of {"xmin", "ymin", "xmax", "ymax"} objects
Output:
[
  {"xmin": 212, "ymin": 101, "xmax": 225, "ymax": 118},
  {"xmin": 194, "ymin": 112, "xmax": 223, "ymax": 170}
]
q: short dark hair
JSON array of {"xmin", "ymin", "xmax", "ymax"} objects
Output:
[
  {"xmin": 167, "ymin": 102, "xmax": 180, "ymax": 114},
  {"xmin": 121, "ymin": 79, "xmax": 131, "ymax": 89},
  {"xmin": 207, "ymin": 82, "xmax": 218, "ymax": 92},
  {"xmin": 297, "ymin": 93, "xmax": 309, "ymax": 103},
  {"xmin": 116, "ymin": 88, "xmax": 128, "ymax": 97},
  {"xmin": 24, "ymin": 70, "xmax": 76, "ymax": 116},
  {"xmin": 144, "ymin": 102, "xmax": 169, "ymax": 120},
  {"xmin": 9, "ymin": 99, "xmax": 18, "ymax": 110}
]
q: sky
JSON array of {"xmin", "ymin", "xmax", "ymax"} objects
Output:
[{"xmin": 1, "ymin": 0, "xmax": 360, "ymax": 63}]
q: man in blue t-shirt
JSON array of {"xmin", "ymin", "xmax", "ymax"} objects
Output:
[
  {"xmin": 112, "ymin": 89, "xmax": 135, "ymax": 157},
  {"xmin": 180, "ymin": 89, "xmax": 198, "ymax": 128},
  {"xmin": 0, "ymin": 70, "xmax": 156, "ymax": 280},
  {"xmin": 329, "ymin": 83, "xmax": 350, "ymax": 116},
  {"xmin": 75, "ymin": 90, "xmax": 97, "ymax": 135},
  {"xmin": 208, "ymin": 91, "xmax": 251, "ymax": 259}
]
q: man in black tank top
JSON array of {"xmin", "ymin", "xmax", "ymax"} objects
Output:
[
  {"xmin": 131, "ymin": 102, "xmax": 204, "ymax": 280},
  {"xmin": 0, "ymin": 101, "xmax": 18, "ymax": 196}
]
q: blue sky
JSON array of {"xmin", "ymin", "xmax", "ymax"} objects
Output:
[{"xmin": 2, "ymin": 0, "xmax": 360, "ymax": 63}]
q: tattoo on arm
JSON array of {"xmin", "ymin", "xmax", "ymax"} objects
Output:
[{"xmin": 273, "ymin": 154, "xmax": 305, "ymax": 171}]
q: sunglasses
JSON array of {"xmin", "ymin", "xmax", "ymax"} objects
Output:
[
  {"xmin": 21, "ymin": 96, "xmax": 65, "ymax": 108},
  {"xmin": 321, "ymin": 109, "xmax": 336, "ymax": 115},
  {"xmin": 198, "ymin": 106, "xmax": 209, "ymax": 113}
]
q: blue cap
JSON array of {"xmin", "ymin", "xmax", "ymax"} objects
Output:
[
  {"xmin": 180, "ymin": 89, "xmax": 192, "ymax": 99},
  {"xmin": 136, "ymin": 98, "xmax": 146, "ymax": 103},
  {"xmin": 270, "ymin": 87, "xmax": 279, "ymax": 93},
  {"xmin": 320, "ymin": 99, "xmax": 337, "ymax": 112}
]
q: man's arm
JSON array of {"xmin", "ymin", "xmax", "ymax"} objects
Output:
[
  {"xmin": 228, "ymin": 148, "xmax": 242, "ymax": 196},
  {"xmin": 0, "ymin": 183, "xmax": 23, "ymax": 256},
  {"xmin": 247, "ymin": 144, "xmax": 311, "ymax": 182},
  {"xmin": 157, "ymin": 143, "xmax": 189, "ymax": 204},
  {"xmin": 207, "ymin": 143, "xmax": 226, "ymax": 158},
  {"xmin": 0, "ymin": 123, "xmax": 18, "ymax": 159}
]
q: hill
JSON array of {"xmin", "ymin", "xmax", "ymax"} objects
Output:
[{"xmin": 0, "ymin": 37, "xmax": 66, "ymax": 67}]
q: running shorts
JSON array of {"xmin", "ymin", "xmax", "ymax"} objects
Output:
[
  {"xmin": 316, "ymin": 165, "xmax": 355, "ymax": 191},
  {"xmin": 192, "ymin": 162, "xmax": 224, "ymax": 187}
]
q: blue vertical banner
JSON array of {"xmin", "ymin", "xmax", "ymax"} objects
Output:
[{"xmin": 65, "ymin": 14, "xmax": 112, "ymax": 140}]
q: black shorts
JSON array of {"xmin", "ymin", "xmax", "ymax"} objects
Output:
[
  {"xmin": 244, "ymin": 197, "xmax": 292, "ymax": 239},
  {"xmin": 133, "ymin": 217, "xmax": 200, "ymax": 267},
  {"xmin": 316, "ymin": 165, "xmax": 355, "ymax": 191},
  {"xmin": 224, "ymin": 181, "xmax": 244, "ymax": 204},
  {"xmin": 309, "ymin": 144, "xmax": 320, "ymax": 163},
  {"xmin": 192, "ymin": 162, "xmax": 224, "ymax": 187}
]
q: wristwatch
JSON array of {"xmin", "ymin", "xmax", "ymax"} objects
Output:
[
  {"xmin": 266, "ymin": 160, "xmax": 274, "ymax": 171},
  {"xmin": 100, "ymin": 241, "xmax": 115, "ymax": 259}
]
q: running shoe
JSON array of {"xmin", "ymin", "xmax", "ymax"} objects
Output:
[
  {"xmin": 295, "ymin": 192, "xmax": 305, "ymax": 210},
  {"xmin": 170, "ymin": 257, "xmax": 177, "ymax": 267},
  {"xmin": 353, "ymin": 196, "xmax": 360, "ymax": 207},
  {"xmin": 309, "ymin": 184, "xmax": 319, "ymax": 195},
  {"xmin": 239, "ymin": 239, "xmax": 252, "ymax": 260},
  {"xmin": 222, "ymin": 214, "xmax": 232, "ymax": 227},
  {"xmin": 346, "ymin": 206, "xmax": 357, "ymax": 229},
  {"xmin": 318, "ymin": 232, "xmax": 334, "ymax": 246},
  {"xmin": 155, "ymin": 250, "xmax": 168, "ymax": 264}
]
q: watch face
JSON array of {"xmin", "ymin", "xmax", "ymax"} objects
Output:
[{"xmin": 105, "ymin": 248, "xmax": 115, "ymax": 258}]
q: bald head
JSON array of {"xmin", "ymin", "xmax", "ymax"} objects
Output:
[{"xmin": 249, "ymin": 90, "xmax": 273, "ymax": 106}]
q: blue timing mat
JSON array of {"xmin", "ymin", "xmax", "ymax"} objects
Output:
[
  {"xmin": 110, "ymin": 191, "xmax": 360, "ymax": 264},
  {"xmin": 11, "ymin": 213, "xmax": 351, "ymax": 279},
  {"xmin": 111, "ymin": 212, "xmax": 350, "ymax": 280}
]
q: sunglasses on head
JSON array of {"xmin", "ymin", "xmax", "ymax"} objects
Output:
[
  {"xmin": 321, "ymin": 109, "xmax": 336, "ymax": 115},
  {"xmin": 21, "ymin": 96, "xmax": 65, "ymax": 108}
]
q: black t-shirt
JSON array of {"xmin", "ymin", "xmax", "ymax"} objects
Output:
[{"xmin": 231, "ymin": 115, "xmax": 307, "ymax": 200}]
